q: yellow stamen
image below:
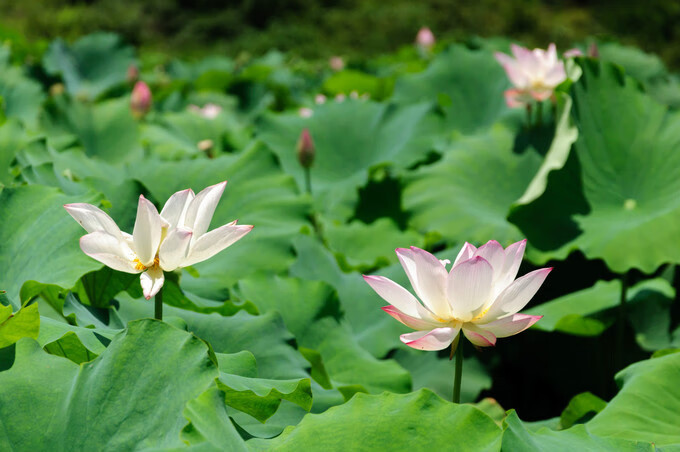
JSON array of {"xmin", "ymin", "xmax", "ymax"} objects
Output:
[{"xmin": 133, "ymin": 256, "xmax": 160, "ymax": 271}]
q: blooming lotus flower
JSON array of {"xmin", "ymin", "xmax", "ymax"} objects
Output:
[
  {"xmin": 494, "ymin": 44, "xmax": 567, "ymax": 108},
  {"xmin": 65, "ymin": 182, "xmax": 253, "ymax": 300},
  {"xmin": 188, "ymin": 103, "xmax": 222, "ymax": 119},
  {"xmin": 363, "ymin": 240, "xmax": 550, "ymax": 351},
  {"xmin": 130, "ymin": 81, "xmax": 152, "ymax": 117}
]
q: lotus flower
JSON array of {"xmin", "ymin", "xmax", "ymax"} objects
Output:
[
  {"xmin": 188, "ymin": 103, "xmax": 222, "ymax": 119},
  {"xmin": 297, "ymin": 128, "xmax": 315, "ymax": 168},
  {"xmin": 494, "ymin": 44, "xmax": 567, "ymax": 108},
  {"xmin": 65, "ymin": 182, "xmax": 253, "ymax": 300},
  {"xmin": 363, "ymin": 240, "xmax": 550, "ymax": 351},
  {"xmin": 130, "ymin": 81, "xmax": 152, "ymax": 117},
  {"xmin": 416, "ymin": 27, "xmax": 436, "ymax": 50}
]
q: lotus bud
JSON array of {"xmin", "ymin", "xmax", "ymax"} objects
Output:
[
  {"xmin": 588, "ymin": 42, "xmax": 599, "ymax": 58},
  {"xmin": 297, "ymin": 128, "xmax": 315, "ymax": 169},
  {"xmin": 49, "ymin": 83, "xmax": 65, "ymax": 97},
  {"xmin": 329, "ymin": 56, "xmax": 345, "ymax": 71},
  {"xmin": 315, "ymin": 94, "xmax": 327, "ymax": 105},
  {"xmin": 130, "ymin": 81, "xmax": 152, "ymax": 118},
  {"xmin": 126, "ymin": 64, "xmax": 140, "ymax": 83},
  {"xmin": 416, "ymin": 27, "xmax": 436, "ymax": 51}
]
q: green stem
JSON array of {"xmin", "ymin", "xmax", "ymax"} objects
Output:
[
  {"xmin": 536, "ymin": 101, "xmax": 543, "ymax": 127},
  {"xmin": 453, "ymin": 343, "xmax": 463, "ymax": 404},
  {"xmin": 525, "ymin": 104, "xmax": 532, "ymax": 128},
  {"xmin": 304, "ymin": 167, "xmax": 312, "ymax": 195},
  {"xmin": 616, "ymin": 272, "xmax": 628, "ymax": 369},
  {"xmin": 155, "ymin": 287, "xmax": 163, "ymax": 321}
]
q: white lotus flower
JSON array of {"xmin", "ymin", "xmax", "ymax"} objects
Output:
[
  {"xmin": 494, "ymin": 44, "xmax": 567, "ymax": 108},
  {"xmin": 363, "ymin": 240, "xmax": 550, "ymax": 351},
  {"xmin": 65, "ymin": 182, "xmax": 253, "ymax": 300}
]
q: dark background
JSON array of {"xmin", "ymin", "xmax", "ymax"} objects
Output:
[{"xmin": 1, "ymin": 0, "xmax": 679, "ymax": 67}]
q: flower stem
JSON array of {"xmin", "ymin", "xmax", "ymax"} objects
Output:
[
  {"xmin": 452, "ymin": 342, "xmax": 463, "ymax": 404},
  {"xmin": 304, "ymin": 167, "xmax": 312, "ymax": 195},
  {"xmin": 616, "ymin": 272, "xmax": 629, "ymax": 369},
  {"xmin": 536, "ymin": 101, "xmax": 543, "ymax": 127},
  {"xmin": 155, "ymin": 287, "xmax": 163, "ymax": 321},
  {"xmin": 525, "ymin": 104, "xmax": 532, "ymax": 127}
]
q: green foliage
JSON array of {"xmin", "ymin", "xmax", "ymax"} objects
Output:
[{"xmin": 0, "ymin": 30, "xmax": 680, "ymax": 450}]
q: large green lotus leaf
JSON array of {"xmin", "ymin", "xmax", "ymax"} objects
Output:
[
  {"xmin": 527, "ymin": 278, "xmax": 673, "ymax": 337},
  {"xmin": 167, "ymin": 55, "xmax": 235, "ymax": 84},
  {"xmin": 0, "ymin": 119, "xmax": 35, "ymax": 185},
  {"xmin": 393, "ymin": 348, "xmax": 491, "ymax": 403},
  {"xmin": 127, "ymin": 143, "xmax": 310, "ymax": 298},
  {"xmin": 391, "ymin": 44, "xmax": 519, "ymax": 134},
  {"xmin": 0, "ymin": 303, "xmax": 39, "ymax": 348},
  {"xmin": 0, "ymin": 320, "xmax": 217, "ymax": 451},
  {"xmin": 40, "ymin": 97, "xmax": 142, "ymax": 164},
  {"xmin": 289, "ymin": 234, "xmax": 407, "ymax": 358},
  {"xmin": 141, "ymin": 110, "xmax": 246, "ymax": 158},
  {"xmin": 0, "ymin": 67, "xmax": 45, "ymax": 129},
  {"xmin": 598, "ymin": 42, "xmax": 680, "ymax": 108},
  {"xmin": 216, "ymin": 372, "xmax": 312, "ymax": 422},
  {"xmin": 515, "ymin": 95, "xmax": 578, "ymax": 206},
  {"xmin": 0, "ymin": 185, "xmax": 104, "ymax": 307},
  {"xmin": 322, "ymin": 217, "xmax": 425, "ymax": 272},
  {"xmin": 43, "ymin": 33, "xmax": 136, "ymax": 100},
  {"xmin": 237, "ymin": 274, "xmax": 411, "ymax": 395},
  {"xmin": 322, "ymin": 70, "xmax": 392, "ymax": 99},
  {"xmin": 512, "ymin": 59, "xmax": 680, "ymax": 273},
  {"xmin": 180, "ymin": 386, "xmax": 248, "ymax": 451},
  {"xmin": 248, "ymin": 390, "xmax": 502, "ymax": 451},
  {"xmin": 403, "ymin": 126, "xmax": 542, "ymax": 246},
  {"xmin": 587, "ymin": 352, "xmax": 680, "ymax": 445},
  {"xmin": 115, "ymin": 294, "xmax": 308, "ymax": 380},
  {"xmin": 502, "ymin": 410, "xmax": 654, "ymax": 451},
  {"xmin": 560, "ymin": 392, "xmax": 607, "ymax": 430},
  {"xmin": 257, "ymin": 99, "xmax": 442, "ymax": 220}
]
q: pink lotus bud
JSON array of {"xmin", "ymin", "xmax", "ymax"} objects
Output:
[
  {"xmin": 130, "ymin": 81, "xmax": 152, "ymax": 118},
  {"xmin": 297, "ymin": 128, "xmax": 315, "ymax": 168},
  {"xmin": 315, "ymin": 94, "xmax": 327, "ymax": 105},
  {"xmin": 588, "ymin": 42, "xmax": 599, "ymax": 58},
  {"xmin": 335, "ymin": 93, "xmax": 346, "ymax": 103},
  {"xmin": 126, "ymin": 64, "xmax": 139, "ymax": 83},
  {"xmin": 416, "ymin": 27, "xmax": 436, "ymax": 50},
  {"xmin": 329, "ymin": 56, "xmax": 345, "ymax": 71},
  {"xmin": 350, "ymin": 90, "xmax": 359, "ymax": 100}
]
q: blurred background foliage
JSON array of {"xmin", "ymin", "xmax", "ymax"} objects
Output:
[{"xmin": 0, "ymin": 0, "xmax": 679, "ymax": 68}]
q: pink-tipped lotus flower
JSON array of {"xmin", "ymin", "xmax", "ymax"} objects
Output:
[
  {"xmin": 494, "ymin": 44, "xmax": 567, "ymax": 108},
  {"xmin": 130, "ymin": 81, "xmax": 152, "ymax": 117},
  {"xmin": 363, "ymin": 240, "xmax": 550, "ymax": 351},
  {"xmin": 65, "ymin": 182, "xmax": 253, "ymax": 300},
  {"xmin": 416, "ymin": 27, "xmax": 436, "ymax": 50}
]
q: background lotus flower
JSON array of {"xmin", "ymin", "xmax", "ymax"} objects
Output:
[
  {"xmin": 130, "ymin": 81, "xmax": 152, "ymax": 117},
  {"xmin": 65, "ymin": 182, "xmax": 253, "ymax": 300},
  {"xmin": 415, "ymin": 27, "xmax": 436, "ymax": 50},
  {"xmin": 494, "ymin": 44, "xmax": 567, "ymax": 108},
  {"xmin": 363, "ymin": 240, "xmax": 550, "ymax": 351},
  {"xmin": 188, "ymin": 103, "xmax": 222, "ymax": 119}
]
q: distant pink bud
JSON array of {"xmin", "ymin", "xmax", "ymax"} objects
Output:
[
  {"xmin": 315, "ymin": 94, "xmax": 327, "ymax": 105},
  {"xmin": 329, "ymin": 56, "xmax": 345, "ymax": 71},
  {"xmin": 126, "ymin": 64, "xmax": 140, "ymax": 83},
  {"xmin": 588, "ymin": 42, "xmax": 599, "ymax": 58},
  {"xmin": 297, "ymin": 128, "xmax": 315, "ymax": 168},
  {"xmin": 416, "ymin": 27, "xmax": 436, "ymax": 50},
  {"xmin": 130, "ymin": 81, "xmax": 152, "ymax": 117},
  {"xmin": 335, "ymin": 93, "xmax": 346, "ymax": 103}
]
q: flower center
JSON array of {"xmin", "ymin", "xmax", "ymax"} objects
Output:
[{"xmin": 133, "ymin": 256, "xmax": 160, "ymax": 271}]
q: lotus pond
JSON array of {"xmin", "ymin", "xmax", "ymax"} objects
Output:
[{"xmin": 1, "ymin": 32, "xmax": 680, "ymax": 450}]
